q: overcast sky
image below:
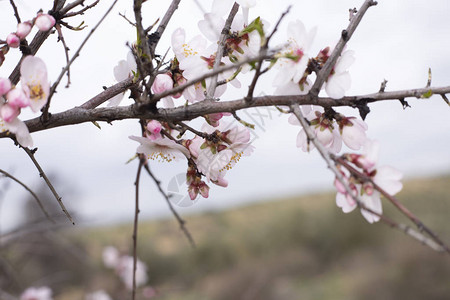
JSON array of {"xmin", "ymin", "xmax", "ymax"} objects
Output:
[{"xmin": 1, "ymin": 0, "xmax": 449, "ymax": 231}]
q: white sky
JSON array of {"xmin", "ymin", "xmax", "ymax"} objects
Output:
[{"xmin": 0, "ymin": 0, "xmax": 449, "ymax": 231}]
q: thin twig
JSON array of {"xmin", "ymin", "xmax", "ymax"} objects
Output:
[
  {"xmin": 9, "ymin": 0, "xmax": 21, "ymax": 23},
  {"xmin": 310, "ymin": 0, "xmax": 377, "ymax": 96},
  {"xmin": 44, "ymin": 0, "xmax": 119, "ymax": 120},
  {"xmin": 149, "ymin": 0, "xmax": 182, "ymax": 54},
  {"xmin": 22, "ymin": 147, "xmax": 74, "ymax": 225},
  {"xmin": 142, "ymin": 163, "xmax": 196, "ymax": 248},
  {"xmin": 206, "ymin": 2, "xmax": 239, "ymax": 99},
  {"xmin": 132, "ymin": 158, "xmax": 144, "ymax": 300},
  {"xmin": 61, "ymin": 0, "xmax": 100, "ymax": 18},
  {"xmin": 246, "ymin": 6, "xmax": 291, "ymax": 101},
  {"xmin": 0, "ymin": 169, "xmax": 54, "ymax": 223}
]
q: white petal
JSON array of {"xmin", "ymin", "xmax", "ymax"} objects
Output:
[
  {"xmin": 360, "ymin": 192, "xmax": 382, "ymax": 223},
  {"xmin": 335, "ymin": 50, "xmax": 355, "ymax": 74},
  {"xmin": 336, "ymin": 192, "xmax": 357, "ymax": 213},
  {"xmin": 374, "ymin": 165, "xmax": 403, "ymax": 195}
]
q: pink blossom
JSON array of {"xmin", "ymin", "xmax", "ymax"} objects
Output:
[
  {"xmin": 152, "ymin": 73, "xmax": 173, "ymax": 94},
  {"xmin": 0, "ymin": 77, "xmax": 12, "ymax": 95},
  {"xmin": 196, "ymin": 121, "xmax": 254, "ymax": 181},
  {"xmin": 146, "ymin": 120, "xmax": 162, "ymax": 140},
  {"xmin": 16, "ymin": 21, "xmax": 32, "ymax": 39},
  {"xmin": 35, "ymin": 13, "xmax": 56, "ymax": 31},
  {"xmin": 0, "ymin": 117, "xmax": 33, "ymax": 147},
  {"xmin": 129, "ymin": 136, "xmax": 190, "ymax": 162},
  {"xmin": 20, "ymin": 56, "xmax": 50, "ymax": 113},
  {"xmin": 291, "ymin": 110, "xmax": 342, "ymax": 153},
  {"xmin": 273, "ymin": 20, "xmax": 316, "ymax": 91},
  {"xmin": 340, "ymin": 117, "xmax": 368, "ymax": 150},
  {"xmin": 0, "ymin": 103, "xmax": 20, "ymax": 122},
  {"xmin": 6, "ymin": 33, "xmax": 20, "ymax": 48},
  {"xmin": 20, "ymin": 286, "xmax": 53, "ymax": 300},
  {"xmin": 6, "ymin": 88, "xmax": 30, "ymax": 108},
  {"xmin": 335, "ymin": 140, "xmax": 403, "ymax": 223}
]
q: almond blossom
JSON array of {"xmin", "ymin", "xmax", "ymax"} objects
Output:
[
  {"xmin": 129, "ymin": 135, "xmax": 190, "ymax": 162},
  {"xmin": 20, "ymin": 286, "xmax": 53, "ymax": 300},
  {"xmin": 273, "ymin": 20, "xmax": 316, "ymax": 93},
  {"xmin": 325, "ymin": 49, "xmax": 355, "ymax": 99},
  {"xmin": 195, "ymin": 121, "xmax": 254, "ymax": 182},
  {"xmin": 0, "ymin": 102, "xmax": 33, "ymax": 147},
  {"xmin": 108, "ymin": 51, "xmax": 137, "ymax": 106},
  {"xmin": 335, "ymin": 140, "xmax": 403, "ymax": 223},
  {"xmin": 20, "ymin": 55, "xmax": 50, "ymax": 113},
  {"xmin": 289, "ymin": 110, "xmax": 342, "ymax": 153}
]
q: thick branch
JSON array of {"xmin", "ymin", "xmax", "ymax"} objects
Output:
[{"xmin": 3, "ymin": 85, "xmax": 448, "ymax": 138}]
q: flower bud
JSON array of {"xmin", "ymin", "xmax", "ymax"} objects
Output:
[
  {"xmin": 146, "ymin": 120, "xmax": 161, "ymax": 134},
  {"xmin": 16, "ymin": 21, "xmax": 32, "ymax": 39},
  {"xmin": 0, "ymin": 103, "xmax": 20, "ymax": 123},
  {"xmin": 35, "ymin": 13, "xmax": 56, "ymax": 31},
  {"xmin": 6, "ymin": 88, "xmax": 30, "ymax": 108},
  {"xmin": 0, "ymin": 77, "xmax": 12, "ymax": 95},
  {"xmin": 151, "ymin": 74, "xmax": 173, "ymax": 94},
  {"xmin": 6, "ymin": 33, "xmax": 20, "ymax": 48}
]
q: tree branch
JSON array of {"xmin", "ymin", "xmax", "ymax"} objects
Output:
[
  {"xmin": 143, "ymin": 164, "xmax": 196, "ymax": 248},
  {"xmin": 22, "ymin": 147, "xmax": 74, "ymax": 225},
  {"xmin": 0, "ymin": 169, "xmax": 54, "ymax": 223},
  {"xmin": 310, "ymin": 0, "xmax": 377, "ymax": 96}
]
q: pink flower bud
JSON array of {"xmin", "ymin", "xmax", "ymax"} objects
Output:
[
  {"xmin": 146, "ymin": 120, "xmax": 161, "ymax": 134},
  {"xmin": 16, "ymin": 22, "xmax": 32, "ymax": 39},
  {"xmin": 35, "ymin": 13, "xmax": 56, "ymax": 31},
  {"xmin": 151, "ymin": 74, "xmax": 173, "ymax": 94},
  {"xmin": 0, "ymin": 77, "xmax": 12, "ymax": 95},
  {"xmin": 0, "ymin": 103, "xmax": 20, "ymax": 123},
  {"xmin": 146, "ymin": 120, "xmax": 162, "ymax": 140},
  {"xmin": 6, "ymin": 33, "xmax": 20, "ymax": 48},
  {"xmin": 6, "ymin": 88, "xmax": 30, "ymax": 108},
  {"xmin": 199, "ymin": 181, "xmax": 210, "ymax": 198}
]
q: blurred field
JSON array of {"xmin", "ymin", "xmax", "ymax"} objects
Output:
[{"xmin": 2, "ymin": 175, "xmax": 450, "ymax": 299}]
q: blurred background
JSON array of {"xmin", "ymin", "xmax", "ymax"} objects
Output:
[{"xmin": 0, "ymin": 0, "xmax": 449, "ymax": 299}]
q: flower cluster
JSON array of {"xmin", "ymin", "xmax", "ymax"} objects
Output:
[
  {"xmin": 0, "ymin": 56, "xmax": 50, "ymax": 147},
  {"xmin": 113, "ymin": 1, "xmax": 402, "ymax": 218},
  {"xmin": 335, "ymin": 140, "xmax": 403, "ymax": 223}
]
